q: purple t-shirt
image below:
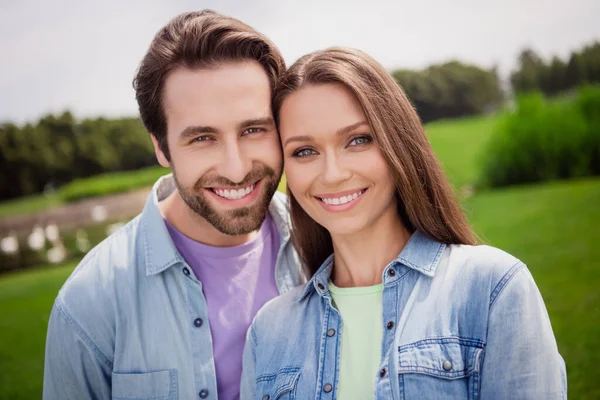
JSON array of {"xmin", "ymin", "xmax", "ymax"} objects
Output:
[{"xmin": 164, "ymin": 214, "xmax": 280, "ymax": 400}]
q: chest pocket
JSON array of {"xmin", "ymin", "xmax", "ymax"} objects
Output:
[
  {"xmin": 397, "ymin": 337, "xmax": 483, "ymax": 400},
  {"xmin": 112, "ymin": 369, "xmax": 178, "ymax": 400},
  {"xmin": 256, "ymin": 367, "xmax": 301, "ymax": 400}
]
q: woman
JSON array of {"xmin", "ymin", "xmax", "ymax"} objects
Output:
[{"xmin": 241, "ymin": 48, "xmax": 566, "ymax": 399}]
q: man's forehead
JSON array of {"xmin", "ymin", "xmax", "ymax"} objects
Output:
[{"xmin": 163, "ymin": 63, "xmax": 273, "ymax": 129}]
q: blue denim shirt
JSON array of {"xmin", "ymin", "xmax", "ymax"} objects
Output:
[
  {"xmin": 43, "ymin": 175, "xmax": 302, "ymax": 400},
  {"xmin": 241, "ymin": 231, "xmax": 567, "ymax": 399}
]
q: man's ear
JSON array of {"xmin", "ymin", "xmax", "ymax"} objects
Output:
[{"xmin": 151, "ymin": 134, "xmax": 170, "ymax": 168}]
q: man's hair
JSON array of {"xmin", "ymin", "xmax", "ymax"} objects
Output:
[{"xmin": 133, "ymin": 10, "xmax": 286, "ymax": 160}]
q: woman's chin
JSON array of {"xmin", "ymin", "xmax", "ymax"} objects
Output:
[{"xmin": 319, "ymin": 218, "xmax": 367, "ymax": 238}]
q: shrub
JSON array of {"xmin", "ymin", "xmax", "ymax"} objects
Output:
[{"xmin": 480, "ymin": 85, "xmax": 600, "ymax": 188}]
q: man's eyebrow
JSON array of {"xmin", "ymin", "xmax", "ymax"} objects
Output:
[
  {"xmin": 238, "ymin": 117, "xmax": 275, "ymax": 130},
  {"xmin": 283, "ymin": 121, "xmax": 369, "ymax": 147},
  {"xmin": 179, "ymin": 125, "xmax": 219, "ymax": 140}
]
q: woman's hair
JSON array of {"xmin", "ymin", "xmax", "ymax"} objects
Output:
[{"xmin": 274, "ymin": 47, "xmax": 477, "ymax": 277}]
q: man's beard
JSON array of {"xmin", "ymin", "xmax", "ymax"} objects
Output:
[{"xmin": 172, "ymin": 164, "xmax": 282, "ymax": 236}]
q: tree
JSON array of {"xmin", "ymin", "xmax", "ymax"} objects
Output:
[{"xmin": 510, "ymin": 49, "xmax": 547, "ymax": 94}]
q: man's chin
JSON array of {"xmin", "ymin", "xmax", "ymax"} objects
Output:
[{"xmin": 209, "ymin": 207, "xmax": 268, "ymax": 236}]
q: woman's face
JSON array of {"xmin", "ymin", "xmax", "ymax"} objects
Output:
[{"xmin": 279, "ymin": 83, "xmax": 398, "ymax": 237}]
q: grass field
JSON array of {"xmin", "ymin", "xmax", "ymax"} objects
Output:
[
  {"xmin": 1, "ymin": 114, "xmax": 598, "ymax": 398},
  {"xmin": 0, "ymin": 166, "xmax": 168, "ymax": 218}
]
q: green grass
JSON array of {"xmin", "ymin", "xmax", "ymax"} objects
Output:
[
  {"xmin": 0, "ymin": 261, "xmax": 77, "ymax": 399},
  {"xmin": 466, "ymin": 178, "xmax": 600, "ymax": 399},
  {"xmin": 426, "ymin": 115, "xmax": 497, "ymax": 191},
  {"xmin": 0, "ymin": 193, "xmax": 61, "ymax": 219},
  {"xmin": 58, "ymin": 165, "xmax": 168, "ymax": 202},
  {"xmin": 0, "ymin": 166, "xmax": 169, "ymax": 218}
]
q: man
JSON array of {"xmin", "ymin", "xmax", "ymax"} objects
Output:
[{"xmin": 43, "ymin": 10, "xmax": 302, "ymax": 399}]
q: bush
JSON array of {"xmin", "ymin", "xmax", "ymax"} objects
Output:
[{"xmin": 480, "ymin": 85, "xmax": 600, "ymax": 188}]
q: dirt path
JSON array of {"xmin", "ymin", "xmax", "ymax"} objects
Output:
[{"xmin": 0, "ymin": 188, "xmax": 151, "ymax": 236}]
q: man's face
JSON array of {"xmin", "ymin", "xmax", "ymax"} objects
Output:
[{"xmin": 153, "ymin": 61, "xmax": 282, "ymax": 236}]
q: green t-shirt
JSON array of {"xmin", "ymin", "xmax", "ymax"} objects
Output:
[{"xmin": 328, "ymin": 280, "xmax": 384, "ymax": 399}]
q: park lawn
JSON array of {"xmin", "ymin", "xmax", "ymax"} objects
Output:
[
  {"xmin": 465, "ymin": 178, "xmax": 600, "ymax": 399},
  {"xmin": 426, "ymin": 115, "xmax": 497, "ymax": 191},
  {"xmin": 0, "ymin": 166, "xmax": 168, "ymax": 219},
  {"xmin": 0, "ymin": 261, "xmax": 78, "ymax": 399},
  {"xmin": 0, "ymin": 193, "xmax": 61, "ymax": 219}
]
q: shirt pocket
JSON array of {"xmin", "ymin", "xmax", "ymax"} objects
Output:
[
  {"xmin": 112, "ymin": 369, "xmax": 178, "ymax": 400},
  {"xmin": 256, "ymin": 367, "xmax": 302, "ymax": 400},
  {"xmin": 397, "ymin": 337, "xmax": 484, "ymax": 400}
]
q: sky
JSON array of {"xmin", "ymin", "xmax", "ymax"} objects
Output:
[{"xmin": 1, "ymin": 0, "xmax": 599, "ymax": 124}]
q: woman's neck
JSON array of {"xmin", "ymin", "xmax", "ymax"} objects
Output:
[{"xmin": 330, "ymin": 206, "xmax": 412, "ymax": 288}]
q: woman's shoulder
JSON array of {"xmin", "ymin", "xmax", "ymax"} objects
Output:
[{"xmin": 442, "ymin": 242, "xmax": 528, "ymax": 295}]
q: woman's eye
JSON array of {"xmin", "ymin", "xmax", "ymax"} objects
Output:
[
  {"xmin": 349, "ymin": 135, "xmax": 373, "ymax": 146},
  {"xmin": 292, "ymin": 148, "xmax": 316, "ymax": 158}
]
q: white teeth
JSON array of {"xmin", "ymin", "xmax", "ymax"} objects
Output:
[
  {"xmin": 320, "ymin": 190, "xmax": 365, "ymax": 206},
  {"xmin": 213, "ymin": 184, "xmax": 255, "ymax": 200}
]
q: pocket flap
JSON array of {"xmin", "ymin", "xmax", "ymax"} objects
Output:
[
  {"xmin": 398, "ymin": 337, "xmax": 483, "ymax": 379},
  {"xmin": 112, "ymin": 369, "xmax": 177, "ymax": 399},
  {"xmin": 257, "ymin": 367, "xmax": 302, "ymax": 399}
]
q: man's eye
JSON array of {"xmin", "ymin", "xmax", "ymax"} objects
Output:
[
  {"xmin": 193, "ymin": 135, "xmax": 212, "ymax": 143},
  {"xmin": 292, "ymin": 148, "xmax": 316, "ymax": 158},
  {"xmin": 244, "ymin": 127, "xmax": 263, "ymax": 135}
]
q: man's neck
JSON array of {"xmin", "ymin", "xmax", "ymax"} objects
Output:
[{"xmin": 158, "ymin": 190, "xmax": 259, "ymax": 247}]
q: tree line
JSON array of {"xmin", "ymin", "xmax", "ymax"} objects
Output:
[
  {"xmin": 510, "ymin": 41, "xmax": 600, "ymax": 96},
  {"xmin": 0, "ymin": 112, "xmax": 155, "ymax": 200}
]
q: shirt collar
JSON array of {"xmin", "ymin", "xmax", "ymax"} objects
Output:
[
  {"xmin": 297, "ymin": 230, "xmax": 446, "ymax": 302},
  {"xmin": 141, "ymin": 174, "xmax": 294, "ymax": 276}
]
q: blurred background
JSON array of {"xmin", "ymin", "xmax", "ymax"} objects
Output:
[{"xmin": 1, "ymin": 0, "xmax": 599, "ymax": 398}]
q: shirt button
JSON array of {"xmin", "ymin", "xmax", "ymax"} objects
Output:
[
  {"xmin": 379, "ymin": 368, "xmax": 387, "ymax": 378},
  {"xmin": 323, "ymin": 383, "xmax": 333, "ymax": 393},
  {"xmin": 194, "ymin": 318, "xmax": 203, "ymax": 328},
  {"xmin": 387, "ymin": 268, "xmax": 396, "ymax": 277},
  {"xmin": 262, "ymin": 396, "xmax": 270, "ymax": 400},
  {"xmin": 326, "ymin": 328, "xmax": 336, "ymax": 337},
  {"xmin": 199, "ymin": 389, "xmax": 209, "ymax": 398},
  {"xmin": 443, "ymin": 360, "xmax": 452, "ymax": 371},
  {"xmin": 183, "ymin": 267, "xmax": 190, "ymax": 276},
  {"xmin": 386, "ymin": 321, "xmax": 394, "ymax": 330},
  {"xmin": 317, "ymin": 283, "xmax": 325, "ymax": 290}
]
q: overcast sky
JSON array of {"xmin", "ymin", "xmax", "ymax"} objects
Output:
[{"xmin": 1, "ymin": 0, "xmax": 599, "ymax": 123}]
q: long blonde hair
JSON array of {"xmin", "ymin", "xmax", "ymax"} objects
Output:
[{"xmin": 274, "ymin": 48, "xmax": 477, "ymax": 277}]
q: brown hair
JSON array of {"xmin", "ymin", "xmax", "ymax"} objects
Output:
[
  {"xmin": 133, "ymin": 10, "xmax": 285, "ymax": 160},
  {"xmin": 274, "ymin": 48, "xmax": 477, "ymax": 277}
]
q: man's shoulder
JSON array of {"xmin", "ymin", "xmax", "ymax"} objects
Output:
[
  {"xmin": 269, "ymin": 191, "xmax": 289, "ymax": 220},
  {"xmin": 56, "ymin": 215, "xmax": 144, "ymax": 321}
]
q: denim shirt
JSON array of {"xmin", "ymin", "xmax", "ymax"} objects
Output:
[
  {"xmin": 241, "ymin": 231, "xmax": 567, "ymax": 399},
  {"xmin": 43, "ymin": 175, "xmax": 302, "ymax": 400}
]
